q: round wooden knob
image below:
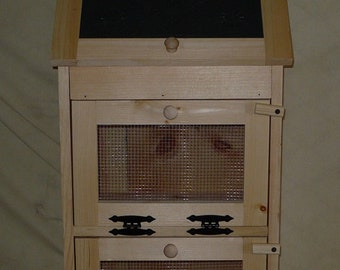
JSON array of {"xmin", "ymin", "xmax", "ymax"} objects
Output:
[
  {"xmin": 164, "ymin": 37, "xmax": 179, "ymax": 53},
  {"xmin": 163, "ymin": 244, "xmax": 178, "ymax": 258},
  {"xmin": 163, "ymin": 105, "xmax": 178, "ymax": 120}
]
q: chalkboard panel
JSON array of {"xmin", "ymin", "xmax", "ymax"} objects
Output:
[{"xmin": 80, "ymin": 0, "xmax": 263, "ymax": 38}]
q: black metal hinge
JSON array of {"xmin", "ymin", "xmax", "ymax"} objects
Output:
[
  {"xmin": 187, "ymin": 214, "xmax": 234, "ymax": 235},
  {"xmin": 109, "ymin": 215, "xmax": 156, "ymax": 236}
]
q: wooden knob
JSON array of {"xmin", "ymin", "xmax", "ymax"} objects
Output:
[
  {"xmin": 163, "ymin": 244, "xmax": 178, "ymax": 258},
  {"xmin": 164, "ymin": 37, "xmax": 179, "ymax": 53},
  {"xmin": 163, "ymin": 105, "xmax": 178, "ymax": 120}
]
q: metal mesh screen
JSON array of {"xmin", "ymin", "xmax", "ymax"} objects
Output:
[
  {"xmin": 100, "ymin": 260, "xmax": 243, "ymax": 270},
  {"xmin": 98, "ymin": 125, "xmax": 245, "ymax": 201}
]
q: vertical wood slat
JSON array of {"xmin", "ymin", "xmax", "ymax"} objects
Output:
[
  {"xmin": 58, "ymin": 67, "xmax": 75, "ymax": 270},
  {"xmin": 243, "ymin": 102, "xmax": 270, "ymax": 226},
  {"xmin": 261, "ymin": 0, "xmax": 293, "ymax": 66},
  {"xmin": 268, "ymin": 66, "xmax": 284, "ymax": 270},
  {"xmin": 51, "ymin": 0, "xmax": 82, "ymax": 66},
  {"xmin": 72, "ymin": 101, "xmax": 99, "ymax": 225},
  {"xmin": 243, "ymin": 238, "xmax": 267, "ymax": 270},
  {"xmin": 75, "ymin": 239, "xmax": 99, "ymax": 270}
]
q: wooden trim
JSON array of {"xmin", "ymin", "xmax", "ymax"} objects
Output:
[
  {"xmin": 243, "ymin": 238, "xmax": 267, "ymax": 270},
  {"xmin": 268, "ymin": 66, "xmax": 284, "ymax": 270},
  {"xmin": 75, "ymin": 239, "xmax": 99, "ymax": 270},
  {"xmin": 72, "ymin": 101, "xmax": 99, "ymax": 226},
  {"xmin": 58, "ymin": 67, "xmax": 75, "ymax": 270},
  {"xmin": 96, "ymin": 100, "xmax": 251, "ymax": 125},
  {"xmin": 261, "ymin": 0, "xmax": 294, "ymax": 66},
  {"xmin": 98, "ymin": 203, "xmax": 244, "ymax": 227},
  {"xmin": 76, "ymin": 38, "xmax": 266, "ymax": 66},
  {"xmin": 74, "ymin": 226, "xmax": 268, "ymax": 238},
  {"xmin": 51, "ymin": 0, "xmax": 82, "ymax": 66},
  {"xmin": 243, "ymin": 101, "xmax": 270, "ymax": 226},
  {"xmin": 98, "ymin": 238, "xmax": 243, "ymax": 261},
  {"xmin": 70, "ymin": 66, "xmax": 272, "ymax": 100}
]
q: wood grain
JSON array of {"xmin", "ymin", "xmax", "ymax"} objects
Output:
[
  {"xmin": 70, "ymin": 66, "xmax": 272, "ymax": 100},
  {"xmin": 58, "ymin": 67, "xmax": 75, "ymax": 270},
  {"xmin": 261, "ymin": 0, "xmax": 294, "ymax": 66},
  {"xmin": 76, "ymin": 38, "xmax": 266, "ymax": 66},
  {"xmin": 51, "ymin": 0, "xmax": 82, "ymax": 66}
]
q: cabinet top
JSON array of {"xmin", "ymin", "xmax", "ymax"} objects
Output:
[{"xmin": 51, "ymin": 0, "xmax": 293, "ymax": 67}]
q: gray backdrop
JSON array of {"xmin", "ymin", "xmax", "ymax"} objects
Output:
[{"xmin": 0, "ymin": 0, "xmax": 339, "ymax": 269}]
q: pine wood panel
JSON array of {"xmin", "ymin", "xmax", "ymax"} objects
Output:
[
  {"xmin": 98, "ymin": 238, "xmax": 243, "ymax": 261},
  {"xmin": 51, "ymin": 0, "xmax": 82, "ymax": 66},
  {"xmin": 70, "ymin": 66, "xmax": 272, "ymax": 100},
  {"xmin": 96, "ymin": 100, "xmax": 249, "ymax": 125},
  {"xmin": 75, "ymin": 239, "xmax": 99, "ymax": 270},
  {"xmin": 98, "ymin": 203, "xmax": 244, "ymax": 227},
  {"xmin": 57, "ymin": 67, "xmax": 75, "ymax": 270},
  {"xmin": 261, "ymin": 0, "xmax": 294, "ymax": 66},
  {"xmin": 243, "ymin": 101, "xmax": 270, "ymax": 226},
  {"xmin": 76, "ymin": 38, "xmax": 266, "ymax": 66},
  {"xmin": 72, "ymin": 101, "xmax": 99, "ymax": 226},
  {"xmin": 243, "ymin": 238, "xmax": 267, "ymax": 270}
]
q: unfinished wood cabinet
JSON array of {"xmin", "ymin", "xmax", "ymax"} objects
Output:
[{"xmin": 52, "ymin": 1, "xmax": 293, "ymax": 270}]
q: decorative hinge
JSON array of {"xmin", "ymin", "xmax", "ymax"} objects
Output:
[
  {"xmin": 253, "ymin": 244, "xmax": 281, "ymax": 255},
  {"xmin": 187, "ymin": 215, "xmax": 234, "ymax": 235},
  {"xmin": 255, "ymin": 103, "xmax": 285, "ymax": 118},
  {"xmin": 108, "ymin": 215, "xmax": 156, "ymax": 236}
]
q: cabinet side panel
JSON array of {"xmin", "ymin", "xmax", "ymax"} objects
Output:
[{"xmin": 58, "ymin": 67, "xmax": 75, "ymax": 270}]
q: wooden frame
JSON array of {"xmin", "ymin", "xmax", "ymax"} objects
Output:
[
  {"xmin": 53, "ymin": 1, "xmax": 293, "ymax": 269},
  {"xmin": 58, "ymin": 67, "xmax": 75, "ymax": 270},
  {"xmin": 71, "ymin": 100, "xmax": 270, "ymax": 229},
  {"xmin": 267, "ymin": 66, "xmax": 284, "ymax": 270},
  {"xmin": 69, "ymin": 66, "xmax": 272, "ymax": 100}
]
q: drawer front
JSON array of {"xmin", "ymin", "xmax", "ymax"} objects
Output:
[
  {"xmin": 69, "ymin": 66, "xmax": 272, "ymax": 100},
  {"xmin": 76, "ymin": 38, "xmax": 266, "ymax": 66},
  {"xmin": 75, "ymin": 237, "xmax": 267, "ymax": 270}
]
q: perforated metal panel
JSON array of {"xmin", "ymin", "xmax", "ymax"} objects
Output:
[
  {"xmin": 80, "ymin": 0, "xmax": 263, "ymax": 38},
  {"xmin": 100, "ymin": 260, "xmax": 243, "ymax": 270},
  {"xmin": 98, "ymin": 125, "xmax": 245, "ymax": 201}
]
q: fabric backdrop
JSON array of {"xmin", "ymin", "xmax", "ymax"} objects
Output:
[{"xmin": 0, "ymin": 0, "xmax": 339, "ymax": 269}]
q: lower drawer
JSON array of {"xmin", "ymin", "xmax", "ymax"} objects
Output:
[{"xmin": 75, "ymin": 237, "xmax": 267, "ymax": 270}]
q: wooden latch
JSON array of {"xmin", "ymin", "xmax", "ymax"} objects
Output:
[
  {"xmin": 253, "ymin": 244, "xmax": 281, "ymax": 255},
  {"xmin": 255, "ymin": 104, "xmax": 285, "ymax": 118}
]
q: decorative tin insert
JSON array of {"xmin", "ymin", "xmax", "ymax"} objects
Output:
[
  {"xmin": 98, "ymin": 125, "xmax": 245, "ymax": 201},
  {"xmin": 100, "ymin": 260, "xmax": 243, "ymax": 270},
  {"xmin": 80, "ymin": 0, "xmax": 263, "ymax": 38}
]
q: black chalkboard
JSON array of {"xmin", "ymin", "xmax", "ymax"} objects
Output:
[{"xmin": 80, "ymin": 0, "xmax": 263, "ymax": 38}]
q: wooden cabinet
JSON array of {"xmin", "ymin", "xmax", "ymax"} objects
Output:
[{"xmin": 52, "ymin": 1, "xmax": 293, "ymax": 269}]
